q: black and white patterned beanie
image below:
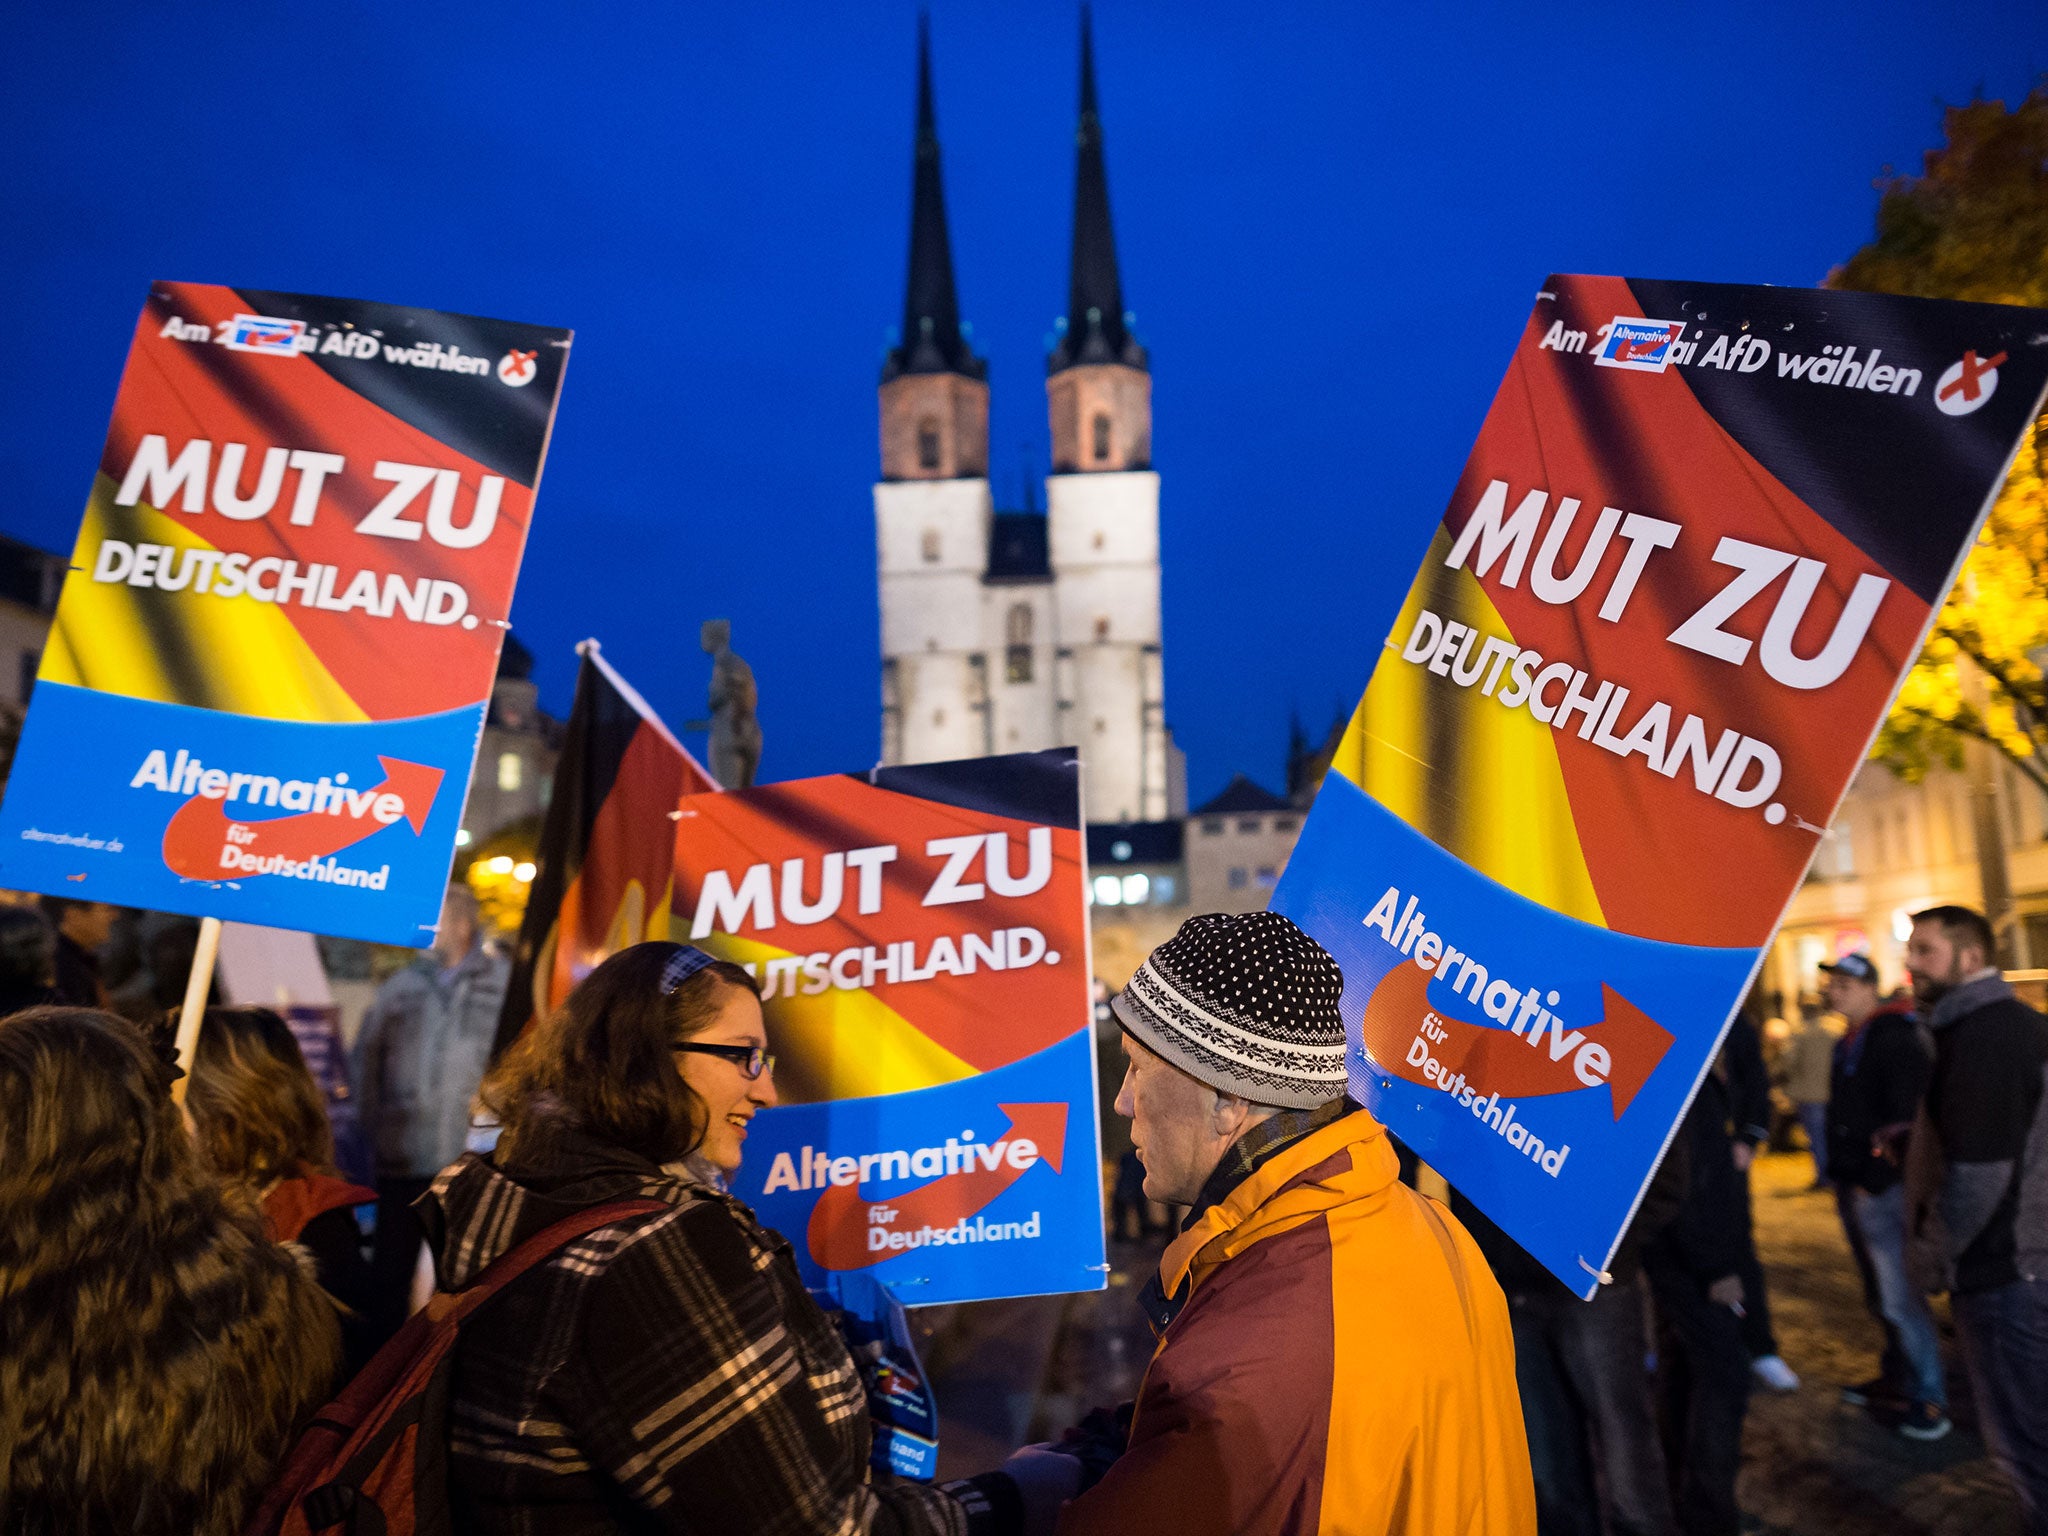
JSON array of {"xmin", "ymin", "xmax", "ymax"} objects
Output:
[{"xmin": 1111, "ymin": 911, "xmax": 1348, "ymax": 1109}]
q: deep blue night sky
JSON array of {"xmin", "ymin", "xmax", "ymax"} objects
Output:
[{"xmin": 2, "ymin": 4, "xmax": 2041, "ymax": 803}]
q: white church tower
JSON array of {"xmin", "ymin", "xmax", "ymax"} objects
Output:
[
  {"xmin": 875, "ymin": 16, "xmax": 1177, "ymax": 824},
  {"xmin": 1044, "ymin": 16, "xmax": 1169, "ymax": 823},
  {"xmin": 874, "ymin": 21, "xmax": 998, "ymax": 768}
]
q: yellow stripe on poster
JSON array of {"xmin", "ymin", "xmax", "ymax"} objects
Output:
[
  {"xmin": 685, "ymin": 931, "xmax": 977, "ymax": 1104},
  {"xmin": 1334, "ymin": 531, "xmax": 1606, "ymax": 927},
  {"xmin": 39, "ymin": 478, "xmax": 368, "ymax": 723}
]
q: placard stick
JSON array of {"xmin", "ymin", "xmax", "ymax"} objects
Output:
[{"xmin": 169, "ymin": 915, "xmax": 223, "ymax": 1105}]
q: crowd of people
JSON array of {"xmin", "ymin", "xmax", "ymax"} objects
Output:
[{"xmin": 0, "ymin": 895, "xmax": 2040, "ymax": 1535}]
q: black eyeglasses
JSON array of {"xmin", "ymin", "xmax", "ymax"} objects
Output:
[{"xmin": 672, "ymin": 1042, "xmax": 775, "ymax": 1080}]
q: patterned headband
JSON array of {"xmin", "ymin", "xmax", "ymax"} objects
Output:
[{"xmin": 660, "ymin": 945, "xmax": 717, "ymax": 995}]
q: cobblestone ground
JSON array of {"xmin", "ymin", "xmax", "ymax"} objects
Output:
[
  {"xmin": 923, "ymin": 1151, "xmax": 2027, "ymax": 1530},
  {"xmin": 1740, "ymin": 1150, "xmax": 2021, "ymax": 1535}
]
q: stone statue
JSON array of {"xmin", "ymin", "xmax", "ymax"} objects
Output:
[{"xmin": 701, "ymin": 619, "xmax": 762, "ymax": 790}]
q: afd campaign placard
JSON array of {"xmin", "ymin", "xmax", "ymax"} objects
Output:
[
  {"xmin": 674, "ymin": 748, "xmax": 1106, "ymax": 1306},
  {"xmin": 0, "ymin": 284, "xmax": 568, "ymax": 945},
  {"xmin": 1274, "ymin": 275, "xmax": 2048, "ymax": 1298}
]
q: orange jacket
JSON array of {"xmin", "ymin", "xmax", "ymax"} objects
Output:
[{"xmin": 1061, "ymin": 1109, "xmax": 1534, "ymax": 1536}]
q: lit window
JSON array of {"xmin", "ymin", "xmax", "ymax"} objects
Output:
[
  {"xmin": 513, "ymin": 861, "xmax": 537, "ymax": 883},
  {"xmin": 1228, "ymin": 867, "xmax": 1248, "ymax": 890},
  {"xmin": 1092, "ymin": 412, "xmax": 1111, "ymax": 462},
  {"xmin": 487, "ymin": 855, "xmax": 515, "ymax": 874},
  {"xmin": 454, "ymin": 828, "xmax": 473, "ymax": 848},
  {"xmin": 917, "ymin": 418, "xmax": 941, "ymax": 470},
  {"xmin": 497, "ymin": 752, "xmax": 522, "ymax": 792},
  {"xmin": 1093, "ymin": 874, "xmax": 1124, "ymax": 906},
  {"xmin": 1121, "ymin": 872, "xmax": 1149, "ymax": 905},
  {"xmin": 1153, "ymin": 875, "xmax": 1177, "ymax": 903}
]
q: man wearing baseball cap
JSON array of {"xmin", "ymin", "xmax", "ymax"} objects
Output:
[
  {"xmin": 1821, "ymin": 952, "xmax": 1946, "ymax": 1440},
  {"xmin": 1048, "ymin": 911, "xmax": 1533, "ymax": 1535}
]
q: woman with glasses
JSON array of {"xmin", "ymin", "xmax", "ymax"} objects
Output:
[{"xmin": 417, "ymin": 940, "xmax": 997, "ymax": 1535}]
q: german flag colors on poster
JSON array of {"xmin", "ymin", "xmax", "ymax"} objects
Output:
[
  {"xmin": 0, "ymin": 284, "xmax": 568, "ymax": 945},
  {"xmin": 1273, "ymin": 275, "xmax": 2048, "ymax": 1298},
  {"xmin": 676, "ymin": 748, "xmax": 1106, "ymax": 1304}
]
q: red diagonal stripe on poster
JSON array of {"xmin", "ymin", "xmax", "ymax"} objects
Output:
[
  {"xmin": 161, "ymin": 754, "xmax": 443, "ymax": 878},
  {"xmin": 805, "ymin": 1102, "xmax": 1068, "ymax": 1271},
  {"xmin": 1361, "ymin": 960, "xmax": 1672, "ymax": 1120}
]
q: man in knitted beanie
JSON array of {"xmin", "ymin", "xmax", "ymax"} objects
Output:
[{"xmin": 1037, "ymin": 911, "xmax": 1534, "ymax": 1536}]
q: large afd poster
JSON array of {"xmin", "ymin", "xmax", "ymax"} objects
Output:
[
  {"xmin": 0, "ymin": 284, "xmax": 569, "ymax": 945},
  {"xmin": 676, "ymin": 748, "xmax": 1106, "ymax": 1305},
  {"xmin": 1274, "ymin": 274, "xmax": 2048, "ymax": 1298}
]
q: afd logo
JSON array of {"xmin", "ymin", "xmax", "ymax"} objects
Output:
[
  {"xmin": 221, "ymin": 314, "xmax": 307, "ymax": 356},
  {"xmin": 1593, "ymin": 318, "xmax": 1685, "ymax": 373}
]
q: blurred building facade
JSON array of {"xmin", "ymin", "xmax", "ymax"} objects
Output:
[
  {"xmin": 1766, "ymin": 751, "xmax": 2048, "ymax": 1007},
  {"xmin": 873, "ymin": 18, "xmax": 1182, "ymax": 826}
]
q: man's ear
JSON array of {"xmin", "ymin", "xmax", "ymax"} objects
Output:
[{"xmin": 1209, "ymin": 1089, "xmax": 1253, "ymax": 1142}]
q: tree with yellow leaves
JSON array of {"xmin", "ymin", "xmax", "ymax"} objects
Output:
[{"xmin": 1831, "ymin": 87, "xmax": 2048, "ymax": 792}]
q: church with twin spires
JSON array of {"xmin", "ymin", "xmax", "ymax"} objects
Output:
[{"xmin": 874, "ymin": 17, "xmax": 1182, "ymax": 825}]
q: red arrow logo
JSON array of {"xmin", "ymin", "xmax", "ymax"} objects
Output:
[
  {"xmin": 162, "ymin": 755, "xmax": 444, "ymax": 880},
  {"xmin": 806, "ymin": 1102, "xmax": 1067, "ymax": 1271},
  {"xmin": 1362, "ymin": 961, "xmax": 1672, "ymax": 1121}
]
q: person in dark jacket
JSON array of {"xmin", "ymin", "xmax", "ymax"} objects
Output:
[
  {"xmin": 1645, "ymin": 1040, "xmax": 1757, "ymax": 1536},
  {"xmin": 185, "ymin": 1005, "xmax": 379, "ymax": 1375},
  {"xmin": 1820, "ymin": 954, "xmax": 1945, "ymax": 1437},
  {"xmin": 1904, "ymin": 906, "xmax": 2048, "ymax": 1530},
  {"xmin": 1454, "ymin": 1133, "xmax": 1690, "ymax": 1536},
  {"xmin": 38, "ymin": 895, "xmax": 115, "ymax": 1007},
  {"xmin": 420, "ymin": 941, "xmax": 999, "ymax": 1535},
  {"xmin": 1720, "ymin": 1009, "xmax": 1799, "ymax": 1392},
  {"xmin": 0, "ymin": 904, "xmax": 57, "ymax": 1018}
]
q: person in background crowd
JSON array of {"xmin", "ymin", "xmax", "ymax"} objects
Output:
[
  {"xmin": 187, "ymin": 1004, "xmax": 379, "ymax": 1374},
  {"xmin": 1780, "ymin": 1001, "xmax": 1837, "ymax": 1190},
  {"xmin": 108, "ymin": 914, "xmax": 210, "ymax": 1028},
  {"xmin": 0, "ymin": 904, "xmax": 57, "ymax": 1017},
  {"xmin": 1722, "ymin": 1009, "xmax": 1800, "ymax": 1392},
  {"xmin": 1904, "ymin": 905, "xmax": 2048, "ymax": 1530},
  {"xmin": 1645, "ymin": 1031, "xmax": 1761, "ymax": 1536},
  {"xmin": 1821, "ymin": 954, "xmax": 1946, "ymax": 1439},
  {"xmin": 0, "ymin": 1007, "xmax": 340, "ymax": 1536},
  {"xmin": 420, "ymin": 940, "xmax": 995, "ymax": 1534},
  {"xmin": 38, "ymin": 895, "xmax": 115, "ymax": 1007},
  {"xmin": 1036, "ymin": 912, "xmax": 1533, "ymax": 1535},
  {"xmin": 352, "ymin": 883, "xmax": 509, "ymax": 1340},
  {"xmin": 1455, "ymin": 1141, "xmax": 1690, "ymax": 1536}
]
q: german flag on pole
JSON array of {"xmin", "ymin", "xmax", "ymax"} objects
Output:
[{"xmin": 492, "ymin": 641, "xmax": 718, "ymax": 1055}]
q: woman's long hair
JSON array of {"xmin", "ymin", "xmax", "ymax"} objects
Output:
[
  {"xmin": 481, "ymin": 942, "xmax": 756, "ymax": 1165},
  {"xmin": 186, "ymin": 1005, "xmax": 335, "ymax": 1197},
  {"xmin": 0, "ymin": 1008, "xmax": 342, "ymax": 1536}
]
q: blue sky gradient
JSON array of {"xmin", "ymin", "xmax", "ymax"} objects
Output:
[{"xmin": 2, "ymin": 3, "xmax": 2041, "ymax": 803}]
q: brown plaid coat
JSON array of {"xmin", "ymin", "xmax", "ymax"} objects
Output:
[{"xmin": 418, "ymin": 1126, "xmax": 973, "ymax": 1536}]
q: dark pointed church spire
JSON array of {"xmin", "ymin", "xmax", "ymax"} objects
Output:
[
  {"xmin": 884, "ymin": 17, "xmax": 985, "ymax": 382},
  {"xmin": 1050, "ymin": 6, "xmax": 1146, "ymax": 374}
]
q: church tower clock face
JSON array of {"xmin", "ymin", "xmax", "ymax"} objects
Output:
[{"xmin": 872, "ymin": 15, "xmax": 1174, "ymax": 827}]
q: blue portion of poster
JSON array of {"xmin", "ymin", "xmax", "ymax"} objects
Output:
[
  {"xmin": 1273, "ymin": 775, "xmax": 1757, "ymax": 1296},
  {"xmin": 732, "ymin": 1028, "xmax": 1107, "ymax": 1307},
  {"xmin": 0, "ymin": 682, "xmax": 479, "ymax": 946}
]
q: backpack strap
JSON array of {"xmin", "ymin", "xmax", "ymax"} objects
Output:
[{"xmin": 436, "ymin": 1197, "xmax": 672, "ymax": 1324}]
